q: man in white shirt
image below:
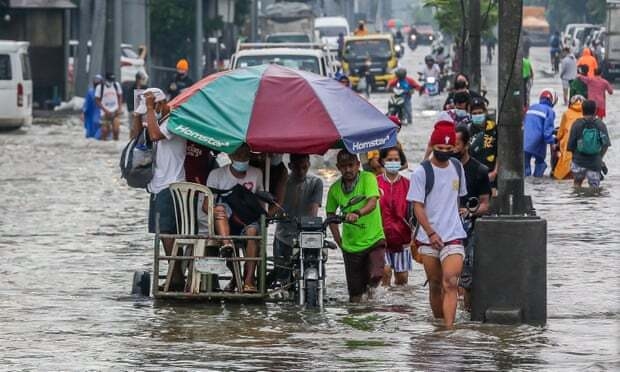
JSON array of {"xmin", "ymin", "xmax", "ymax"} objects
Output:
[
  {"xmin": 207, "ymin": 144, "xmax": 264, "ymax": 293},
  {"xmin": 407, "ymin": 122, "xmax": 467, "ymax": 328},
  {"xmin": 95, "ymin": 72, "xmax": 123, "ymax": 141},
  {"xmin": 419, "ymin": 55, "xmax": 442, "ymax": 80},
  {"xmin": 137, "ymin": 88, "xmax": 187, "ymax": 290}
]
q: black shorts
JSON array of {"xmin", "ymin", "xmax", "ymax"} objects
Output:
[
  {"xmin": 148, "ymin": 188, "xmax": 177, "ymax": 234},
  {"xmin": 342, "ymin": 239, "xmax": 386, "ymax": 297}
]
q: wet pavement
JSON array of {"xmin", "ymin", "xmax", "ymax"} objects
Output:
[{"xmin": 0, "ymin": 46, "xmax": 618, "ymax": 370}]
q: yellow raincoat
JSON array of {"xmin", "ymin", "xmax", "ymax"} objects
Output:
[{"xmin": 553, "ymin": 100, "xmax": 583, "ymax": 179}]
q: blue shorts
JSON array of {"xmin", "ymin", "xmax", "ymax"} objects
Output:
[{"xmin": 148, "ymin": 188, "xmax": 177, "ymax": 234}]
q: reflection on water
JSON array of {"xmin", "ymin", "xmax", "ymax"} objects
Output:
[{"xmin": 1, "ymin": 47, "xmax": 619, "ymax": 370}]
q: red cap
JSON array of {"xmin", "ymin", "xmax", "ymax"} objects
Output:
[
  {"xmin": 430, "ymin": 122, "xmax": 456, "ymax": 146},
  {"xmin": 388, "ymin": 115, "xmax": 402, "ymax": 127}
]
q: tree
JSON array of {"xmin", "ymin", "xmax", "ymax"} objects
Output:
[{"xmin": 423, "ymin": 0, "xmax": 498, "ymax": 39}]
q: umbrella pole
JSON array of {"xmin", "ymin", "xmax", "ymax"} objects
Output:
[{"xmin": 265, "ymin": 155, "xmax": 271, "ymax": 193}]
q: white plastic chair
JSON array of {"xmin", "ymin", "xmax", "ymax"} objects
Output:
[{"xmin": 166, "ymin": 182, "xmax": 221, "ymax": 293}]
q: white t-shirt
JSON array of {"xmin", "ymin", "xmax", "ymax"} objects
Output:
[
  {"xmin": 95, "ymin": 81, "xmax": 123, "ymax": 113},
  {"xmin": 207, "ymin": 165, "xmax": 264, "ymax": 195},
  {"xmin": 419, "ymin": 64, "xmax": 441, "ymax": 79},
  {"xmin": 147, "ymin": 119, "xmax": 187, "ymax": 194},
  {"xmin": 407, "ymin": 161, "xmax": 467, "ymax": 244}
]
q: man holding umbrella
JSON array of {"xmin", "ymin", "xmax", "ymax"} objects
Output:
[{"xmin": 326, "ymin": 150, "xmax": 386, "ymax": 302}]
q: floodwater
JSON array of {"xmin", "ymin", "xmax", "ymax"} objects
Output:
[{"xmin": 1, "ymin": 46, "xmax": 618, "ymax": 370}]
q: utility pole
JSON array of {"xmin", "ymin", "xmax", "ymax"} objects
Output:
[
  {"xmin": 75, "ymin": 0, "xmax": 92, "ymax": 95},
  {"xmin": 471, "ymin": 0, "xmax": 547, "ymax": 326},
  {"xmin": 468, "ymin": 0, "xmax": 481, "ymax": 93},
  {"xmin": 104, "ymin": 0, "xmax": 121, "ymax": 78},
  {"xmin": 89, "ymin": 0, "xmax": 106, "ymax": 83},
  {"xmin": 251, "ymin": 0, "xmax": 258, "ymax": 42},
  {"xmin": 195, "ymin": 0, "xmax": 204, "ymax": 81}
]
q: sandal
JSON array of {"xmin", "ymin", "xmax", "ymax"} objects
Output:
[{"xmin": 243, "ymin": 284, "xmax": 258, "ymax": 293}]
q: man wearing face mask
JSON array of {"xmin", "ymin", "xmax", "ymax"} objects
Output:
[
  {"xmin": 444, "ymin": 73, "xmax": 485, "ymax": 109},
  {"xmin": 407, "ymin": 122, "xmax": 467, "ymax": 327},
  {"xmin": 135, "ymin": 87, "xmax": 187, "ymax": 291},
  {"xmin": 273, "ymin": 154, "xmax": 323, "ymax": 284},
  {"xmin": 452, "ymin": 91, "xmax": 472, "ymax": 129},
  {"xmin": 468, "ymin": 97, "xmax": 499, "ymax": 188},
  {"xmin": 377, "ymin": 147, "xmax": 412, "ymax": 287},
  {"xmin": 453, "ymin": 126, "xmax": 491, "ymax": 310},
  {"xmin": 206, "ymin": 144, "xmax": 264, "ymax": 292}
]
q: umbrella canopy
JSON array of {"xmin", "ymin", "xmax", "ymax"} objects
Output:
[
  {"xmin": 386, "ymin": 18, "xmax": 404, "ymax": 28},
  {"xmin": 167, "ymin": 64, "xmax": 398, "ymax": 155}
]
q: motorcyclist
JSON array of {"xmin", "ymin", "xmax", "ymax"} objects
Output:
[
  {"xmin": 524, "ymin": 88, "xmax": 557, "ymax": 177},
  {"xmin": 419, "ymin": 55, "xmax": 441, "ymax": 80},
  {"xmin": 387, "ymin": 68, "xmax": 423, "ymax": 124}
]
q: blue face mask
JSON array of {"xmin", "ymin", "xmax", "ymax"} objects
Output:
[
  {"xmin": 455, "ymin": 108, "xmax": 468, "ymax": 118},
  {"xmin": 384, "ymin": 161, "xmax": 401, "ymax": 174},
  {"xmin": 231, "ymin": 160, "xmax": 249, "ymax": 172},
  {"xmin": 472, "ymin": 114, "xmax": 486, "ymax": 125}
]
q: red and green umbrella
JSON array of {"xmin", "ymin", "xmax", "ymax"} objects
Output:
[{"xmin": 167, "ymin": 64, "xmax": 398, "ymax": 155}]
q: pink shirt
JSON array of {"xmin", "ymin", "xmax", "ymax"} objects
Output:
[{"xmin": 580, "ymin": 76, "xmax": 614, "ymax": 111}]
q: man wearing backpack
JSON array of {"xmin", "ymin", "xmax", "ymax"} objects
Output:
[
  {"xmin": 95, "ymin": 72, "xmax": 123, "ymax": 141},
  {"xmin": 139, "ymin": 88, "xmax": 187, "ymax": 290},
  {"xmin": 407, "ymin": 121, "xmax": 467, "ymax": 328},
  {"xmin": 567, "ymin": 100, "xmax": 611, "ymax": 191}
]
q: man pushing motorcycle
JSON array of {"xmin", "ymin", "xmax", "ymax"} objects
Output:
[{"xmin": 387, "ymin": 68, "xmax": 423, "ymax": 125}]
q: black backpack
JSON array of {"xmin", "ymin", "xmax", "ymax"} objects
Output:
[
  {"xmin": 211, "ymin": 184, "xmax": 266, "ymax": 227},
  {"xmin": 409, "ymin": 158, "xmax": 463, "ymax": 239},
  {"xmin": 119, "ymin": 127, "xmax": 155, "ymax": 189}
]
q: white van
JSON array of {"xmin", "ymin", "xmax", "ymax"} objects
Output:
[
  {"xmin": 314, "ymin": 17, "xmax": 350, "ymax": 51},
  {"xmin": 0, "ymin": 41, "xmax": 32, "ymax": 129}
]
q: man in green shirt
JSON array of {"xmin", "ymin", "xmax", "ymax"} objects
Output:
[
  {"xmin": 326, "ymin": 150, "xmax": 386, "ymax": 302},
  {"xmin": 523, "ymin": 56, "xmax": 534, "ymax": 108}
]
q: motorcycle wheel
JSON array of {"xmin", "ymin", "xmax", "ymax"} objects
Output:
[{"xmin": 305, "ymin": 280, "xmax": 319, "ymax": 308}]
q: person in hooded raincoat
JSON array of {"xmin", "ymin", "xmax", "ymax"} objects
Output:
[
  {"xmin": 553, "ymin": 95, "xmax": 584, "ymax": 180},
  {"xmin": 524, "ymin": 89, "xmax": 557, "ymax": 177},
  {"xmin": 577, "ymin": 48, "xmax": 598, "ymax": 78},
  {"xmin": 82, "ymin": 74, "xmax": 103, "ymax": 138}
]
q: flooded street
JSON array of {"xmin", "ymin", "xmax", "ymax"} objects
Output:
[{"xmin": 1, "ymin": 46, "xmax": 619, "ymax": 370}]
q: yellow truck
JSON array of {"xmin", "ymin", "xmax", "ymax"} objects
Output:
[{"xmin": 342, "ymin": 34, "xmax": 398, "ymax": 89}]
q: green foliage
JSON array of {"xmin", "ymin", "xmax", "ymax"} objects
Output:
[
  {"xmin": 423, "ymin": 0, "xmax": 498, "ymax": 39},
  {"xmin": 150, "ymin": 0, "xmax": 195, "ymax": 66}
]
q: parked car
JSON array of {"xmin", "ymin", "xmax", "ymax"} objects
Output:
[
  {"xmin": 68, "ymin": 41, "xmax": 148, "ymax": 85},
  {"xmin": 230, "ymin": 43, "xmax": 335, "ymax": 77},
  {"xmin": 0, "ymin": 41, "xmax": 32, "ymax": 130}
]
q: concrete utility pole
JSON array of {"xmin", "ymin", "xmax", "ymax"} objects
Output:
[
  {"xmin": 471, "ymin": 0, "xmax": 547, "ymax": 326},
  {"xmin": 89, "ymin": 0, "xmax": 106, "ymax": 83},
  {"xmin": 468, "ymin": 0, "xmax": 481, "ymax": 93},
  {"xmin": 251, "ymin": 0, "xmax": 258, "ymax": 42},
  {"xmin": 104, "ymin": 0, "xmax": 122, "ymax": 78},
  {"xmin": 75, "ymin": 0, "xmax": 92, "ymax": 96},
  {"xmin": 195, "ymin": 0, "xmax": 204, "ymax": 81}
]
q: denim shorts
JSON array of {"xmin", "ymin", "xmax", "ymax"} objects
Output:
[{"xmin": 148, "ymin": 188, "xmax": 177, "ymax": 234}]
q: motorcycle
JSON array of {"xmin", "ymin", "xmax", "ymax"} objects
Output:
[
  {"xmin": 394, "ymin": 43, "xmax": 405, "ymax": 59},
  {"xmin": 408, "ymin": 33, "xmax": 418, "ymax": 51},
  {"xmin": 418, "ymin": 73, "xmax": 442, "ymax": 110},
  {"xmin": 387, "ymin": 85, "xmax": 406, "ymax": 123},
  {"xmin": 260, "ymin": 192, "xmax": 365, "ymax": 308}
]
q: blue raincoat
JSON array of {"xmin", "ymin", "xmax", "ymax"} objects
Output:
[
  {"xmin": 83, "ymin": 87, "xmax": 101, "ymax": 138},
  {"xmin": 524, "ymin": 99, "xmax": 555, "ymax": 158}
]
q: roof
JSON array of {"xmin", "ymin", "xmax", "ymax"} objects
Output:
[
  {"xmin": 236, "ymin": 48, "xmax": 324, "ymax": 57},
  {"xmin": 344, "ymin": 34, "xmax": 394, "ymax": 42},
  {"xmin": 314, "ymin": 17, "xmax": 349, "ymax": 27},
  {"xmin": 0, "ymin": 40, "xmax": 30, "ymax": 52},
  {"xmin": 9, "ymin": 0, "xmax": 76, "ymax": 8}
]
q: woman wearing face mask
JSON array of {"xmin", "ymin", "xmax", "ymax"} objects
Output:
[
  {"xmin": 377, "ymin": 147, "xmax": 412, "ymax": 286},
  {"xmin": 444, "ymin": 73, "xmax": 487, "ymax": 110},
  {"xmin": 468, "ymin": 97, "xmax": 499, "ymax": 190}
]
